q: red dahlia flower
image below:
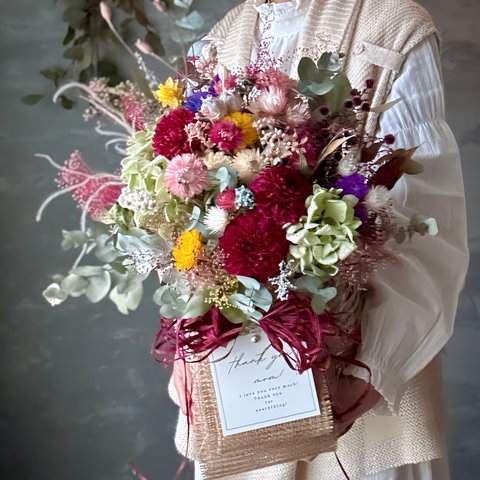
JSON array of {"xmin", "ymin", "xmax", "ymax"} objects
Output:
[
  {"xmin": 249, "ymin": 166, "xmax": 311, "ymax": 226},
  {"xmin": 152, "ymin": 108, "xmax": 195, "ymax": 159},
  {"xmin": 219, "ymin": 212, "xmax": 289, "ymax": 283}
]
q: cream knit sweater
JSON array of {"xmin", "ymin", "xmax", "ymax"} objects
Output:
[{"xmin": 172, "ymin": 1, "xmax": 455, "ymax": 478}]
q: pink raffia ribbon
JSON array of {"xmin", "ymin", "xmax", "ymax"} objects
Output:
[
  {"xmin": 152, "ymin": 307, "xmax": 243, "ymax": 365},
  {"xmin": 259, "ymin": 293, "xmax": 338, "ymax": 373}
]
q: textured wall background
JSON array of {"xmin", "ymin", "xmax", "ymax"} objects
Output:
[{"xmin": 0, "ymin": 1, "xmax": 478, "ymax": 479}]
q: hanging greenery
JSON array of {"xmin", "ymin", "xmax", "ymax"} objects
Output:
[{"xmin": 22, "ymin": 0, "xmax": 205, "ymax": 108}]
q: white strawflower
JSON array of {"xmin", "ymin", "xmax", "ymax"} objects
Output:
[
  {"xmin": 199, "ymin": 97, "xmax": 228, "ymax": 121},
  {"xmin": 231, "ymin": 149, "xmax": 266, "ymax": 184},
  {"xmin": 218, "ymin": 91, "xmax": 243, "ymax": 113},
  {"xmin": 285, "ymin": 100, "xmax": 311, "ymax": 126},
  {"xmin": 202, "ymin": 151, "xmax": 231, "ymax": 170},
  {"xmin": 337, "ymin": 153, "xmax": 358, "ymax": 176},
  {"xmin": 204, "ymin": 206, "xmax": 229, "ymax": 235},
  {"xmin": 364, "ymin": 185, "xmax": 393, "ymax": 212}
]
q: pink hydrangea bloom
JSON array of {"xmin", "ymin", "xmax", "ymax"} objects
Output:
[{"xmin": 165, "ymin": 153, "xmax": 209, "ymax": 200}]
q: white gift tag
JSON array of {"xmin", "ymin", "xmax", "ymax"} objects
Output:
[{"xmin": 210, "ymin": 333, "xmax": 321, "ymax": 436}]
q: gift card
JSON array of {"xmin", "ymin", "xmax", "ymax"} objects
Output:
[{"xmin": 210, "ymin": 333, "xmax": 321, "ymax": 436}]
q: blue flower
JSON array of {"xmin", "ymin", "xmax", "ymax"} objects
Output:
[
  {"xmin": 235, "ymin": 185, "xmax": 255, "ymax": 210},
  {"xmin": 185, "ymin": 91, "xmax": 212, "ymax": 112}
]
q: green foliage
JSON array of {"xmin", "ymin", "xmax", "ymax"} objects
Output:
[
  {"xmin": 26, "ymin": 0, "xmax": 206, "ymax": 107},
  {"xmin": 297, "ymin": 52, "xmax": 353, "ymax": 113}
]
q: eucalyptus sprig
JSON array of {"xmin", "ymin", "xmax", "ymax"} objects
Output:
[{"xmin": 23, "ymin": 0, "xmax": 206, "ymax": 108}]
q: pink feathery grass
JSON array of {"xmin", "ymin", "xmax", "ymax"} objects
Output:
[
  {"xmin": 56, "ymin": 151, "xmax": 122, "ymax": 219},
  {"xmin": 120, "ymin": 94, "xmax": 145, "ymax": 131}
]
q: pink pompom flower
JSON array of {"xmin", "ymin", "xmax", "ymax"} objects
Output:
[
  {"xmin": 210, "ymin": 120, "xmax": 243, "ymax": 152},
  {"xmin": 165, "ymin": 153, "xmax": 209, "ymax": 200}
]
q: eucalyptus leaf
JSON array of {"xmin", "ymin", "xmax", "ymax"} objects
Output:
[
  {"xmin": 146, "ymin": 31, "xmax": 165, "ymax": 56},
  {"xmin": 42, "ymin": 282, "xmax": 68, "ymax": 306},
  {"xmin": 70, "ymin": 265, "xmax": 106, "ymax": 277},
  {"xmin": 85, "ymin": 271, "xmax": 112, "ymax": 303},
  {"xmin": 61, "ymin": 229, "xmax": 90, "ymax": 251},
  {"xmin": 174, "ymin": 0, "xmax": 193, "ymax": 8},
  {"xmin": 63, "ymin": 45, "xmax": 84, "ymax": 61},
  {"xmin": 222, "ymin": 307, "xmax": 248, "ymax": 324},
  {"xmin": 215, "ymin": 166, "xmax": 238, "ymax": 192},
  {"xmin": 59, "ymin": 95, "xmax": 74, "ymax": 109},
  {"xmin": 63, "ymin": 26, "xmax": 75, "ymax": 45},
  {"xmin": 181, "ymin": 292, "xmax": 212, "ymax": 318},
  {"xmin": 308, "ymin": 79, "xmax": 335, "ymax": 96},
  {"xmin": 61, "ymin": 274, "xmax": 89, "ymax": 296},
  {"xmin": 424, "ymin": 217, "xmax": 439, "ymax": 236},
  {"xmin": 249, "ymin": 286, "xmax": 272, "ymax": 312},
  {"xmin": 20, "ymin": 94, "xmax": 45, "ymax": 105},
  {"xmin": 298, "ymin": 57, "xmax": 319, "ymax": 84},
  {"xmin": 236, "ymin": 275, "xmax": 261, "ymax": 290},
  {"xmin": 175, "ymin": 11, "xmax": 204, "ymax": 30},
  {"xmin": 311, "ymin": 295, "xmax": 327, "ymax": 314},
  {"xmin": 109, "ymin": 282, "xmax": 143, "ymax": 315},
  {"xmin": 62, "ymin": 6, "xmax": 86, "ymax": 29}
]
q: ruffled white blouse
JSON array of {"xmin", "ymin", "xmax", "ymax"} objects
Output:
[{"xmin": 250, "ymin": 0, "xmax": 469, "ymax": 412}]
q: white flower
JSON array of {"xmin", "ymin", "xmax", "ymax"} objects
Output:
[
  {"xmin": 285, "ymin": 100, "xmax": 311, "ymax": 126},
  {"xmin": 199, "ymin": 96, "xmax": 228, "ymax": 121},
  {"xmin": 337, "ymin": 153, "xmax": 358, "ymax": 176},
  {"xmin": 231, "ymin": 149, "xmax": 266, "ymax": 184},
  {"xmin": 218, "ymin": 91, "xmax": 243, "ymax": 114},
  {"xmin": 364, "ymin": 185, "xmax": 393, "ymax": 212},
  {"xmin": 204, "ymin": 206, "xmax": 229, "ymax": 235},
  {"xmin": 255, "ymin": 85, "xmax": 287, "ymax": 115}
]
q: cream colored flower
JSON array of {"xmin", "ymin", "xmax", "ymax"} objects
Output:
[
  {"xmin": 202, "ymin": 151, "xmax": 232, "ymax": 170},
  {"xmin": 231, "ymin": 149, "xmax": 267, "ymax": 184},
  {"xmin": 199, "ymin": 96, "xmax": 228, "ymax": 121},
  {"xmin": 364, "ymin": 185, "xmax": 392, "ymax": 212},
  {"xmin": 337, "ymin": 152, "xmax": 358, "ymax": 177}
]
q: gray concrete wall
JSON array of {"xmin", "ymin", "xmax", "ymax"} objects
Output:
[{"xmin": 0, "ymin": 1, "xmax": 478, "ymax": 479}]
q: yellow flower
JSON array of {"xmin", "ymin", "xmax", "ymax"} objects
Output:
[
  {"xmin": 224, "ymin": 112, "xmax": 259, "ymax": 149},
  {"xmin": 172, "ymin": 229, "xmax": 204, "ymax": 270},
  {"xmin": 155, "ymin": 77, "xmax": 185, "ymax": 108}
]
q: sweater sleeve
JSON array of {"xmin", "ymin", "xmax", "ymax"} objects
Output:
[{"xmin": 348, "ymin": 34, "xmax": 469, "ymax": 412}]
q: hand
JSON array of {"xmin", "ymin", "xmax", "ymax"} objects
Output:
[{"xmin": 173, "ymin": 359, "xmax": 194, "ymax": 419}]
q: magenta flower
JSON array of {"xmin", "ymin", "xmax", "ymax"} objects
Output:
[
  {"xmin": 153, "ymin": 108, "xmax": 195, "ymax": 159},
  {"xmin": 216, "ymin": 188, "xmax": 236, "ymax": 212},
  {"xmin": 210, "ymin": 120, "xmax": 243, "ymax": 152},
  {"xmin": 165, "ymin": 153, "xmax": 209, "ymax": 200}
]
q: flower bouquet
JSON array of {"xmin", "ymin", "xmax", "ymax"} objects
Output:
[{"xmin": 39, "ymin": 44, "xmax": 438, "ymax": 478}]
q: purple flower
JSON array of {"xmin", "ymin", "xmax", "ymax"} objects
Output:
[
  {"xmin": 354, "ymin": 203, "xmax": 368, "ymax": 223},
  {"xmin": 335, "ymin": 173, "xmax": 369, "ymax": 199},
  {"xmin": 185, "ymin": 91, "xmax": 212, "ymax": 112}
]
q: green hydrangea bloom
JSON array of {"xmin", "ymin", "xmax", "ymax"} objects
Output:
[
  {"xmin": 119, "ymin": 124, "xmax": 191, "ymax": 237},
  {"xmin": 285, "ymin": 185, "xmax": 362, "ymax": 277}
]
